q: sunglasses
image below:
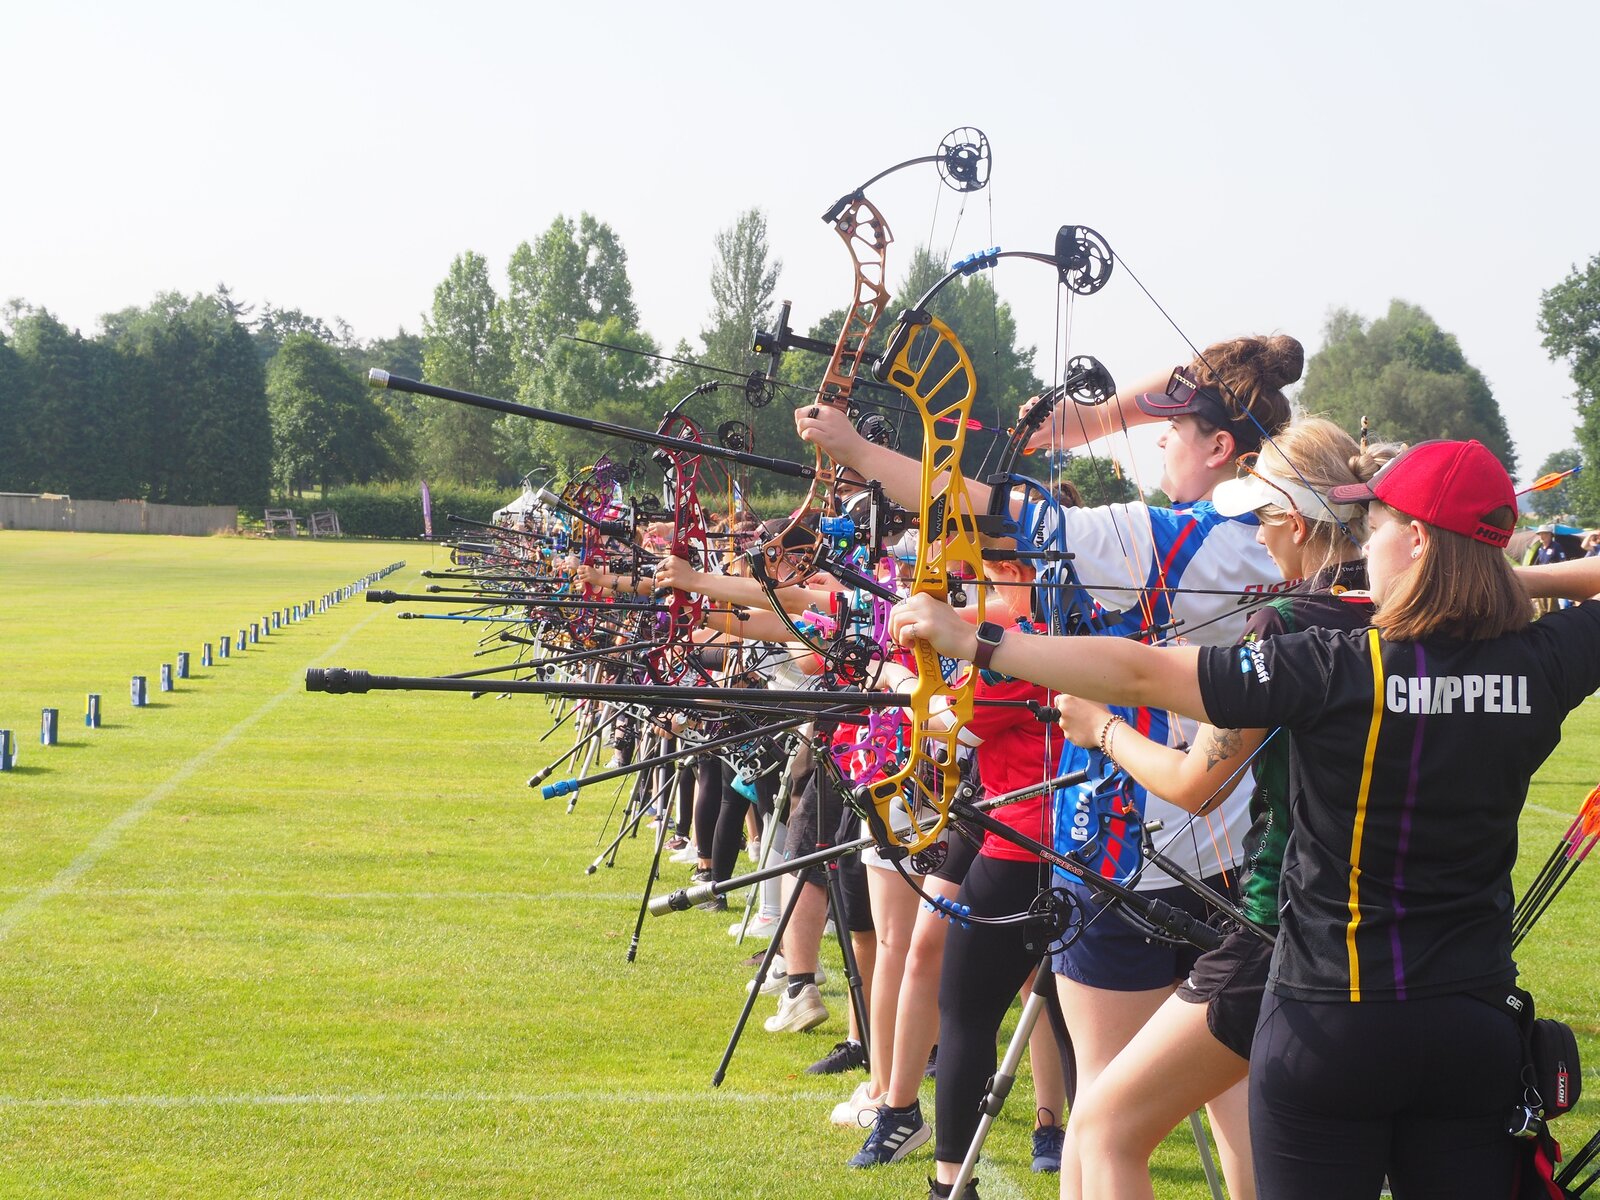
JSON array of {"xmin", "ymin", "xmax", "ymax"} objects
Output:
[
  {"xmin": 1130, "ymin": 366, "xmax": 1210, "ymax": 414},
  {"xmin": 1235, "ymin": 452, "xmax": 1304, "ymax": 518}
]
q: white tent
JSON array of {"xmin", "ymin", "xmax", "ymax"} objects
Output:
[{"xmin": 492, "ymin": 491, "xmax": 540, "ymax": 523}]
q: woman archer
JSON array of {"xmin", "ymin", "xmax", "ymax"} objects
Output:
[{"xmin": 890, "ymin": 438, "xmax": 1600, "ymax": 1200}]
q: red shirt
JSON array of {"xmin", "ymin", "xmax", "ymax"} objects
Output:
[{"xmin": 963, "ymin": 621, "xmax": 1052, "ymax": 861}]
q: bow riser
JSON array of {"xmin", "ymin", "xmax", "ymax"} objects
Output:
[{"xmin": 860, "ymin": 314, "xmax": 986, "ymax": 854}]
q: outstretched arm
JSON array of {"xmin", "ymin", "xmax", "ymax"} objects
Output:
[
  {"xmin": 1515, "ymin": 557, "xmax": 1600, "ymax": 601},
  {"xmin": 1056, "ymin": 695, "xmax": 1263, "ymax": 814},
  {"xmin": 795, "ymin": 403, "xmax": 997, "ymax": 513},
  {"xmin": 654, "ymin": 555, "xmax": 835, "ymax": 614},
  {"xmin": 1022, "ymin": 368, "xmax": 1171, "ymax": 453},
  {"xmin": 891, "ymin": 592, "xmax": 1207, "ymax": 722}
]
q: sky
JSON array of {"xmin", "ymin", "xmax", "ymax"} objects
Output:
[{"xmin": 5, "ymin": 0, "xmax": 1597, "ymax": 488}]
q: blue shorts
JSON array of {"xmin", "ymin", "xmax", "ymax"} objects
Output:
[{"xmin": 1050, "ymin": 875, "xmax": 1229, "ymax": 992}]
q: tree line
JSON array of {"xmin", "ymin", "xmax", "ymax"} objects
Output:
[{"xmin": 4, "ymin": 208, "xmax": 1575, "ymax": 521}]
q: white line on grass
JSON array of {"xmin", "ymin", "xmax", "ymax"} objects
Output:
[
  {"xmin": 0, "ymin": 1088, "xmax": 846, "ymax": 1110},
  {"xmin": 0, "ymin": 888, "xmax": 646, "ymax": 903},
  {"xmin": 1525, "ymin": 803, "xmax": 1580, "ymax": 819},
  {"xmin": 0, "ymin": 609, "xmax": 382, "ymax": 945}
]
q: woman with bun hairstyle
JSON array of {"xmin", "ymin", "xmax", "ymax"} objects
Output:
[
  {"xmin": 889, "ymin": 438, "xmax": 1600, "ymax": 1200},
  {"xmin": 799, "ymin": 333, "xmax": 1303, "ymax": 1199}
]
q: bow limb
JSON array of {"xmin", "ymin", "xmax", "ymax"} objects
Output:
[
  {"xmin": 860, "ymin": 312, "xmax": 986, "ymax": 855},
  {"xmin": 759, "ymin": 191, "xmax": 896, "ymax": 574},
  {"xmin": 643, "ymin": 413, "xmax": 712, "ymax": 686},
  {"xmin": 758, "ymin": 128, "xmax": 992, "ymax": 576}
]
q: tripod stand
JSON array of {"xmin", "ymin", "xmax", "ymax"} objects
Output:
[{"xmin": 711, "ymin": 790, "xmax": 871, "ymax": 1087}]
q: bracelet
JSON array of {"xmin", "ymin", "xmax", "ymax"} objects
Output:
[{"xmin": 1098, "ymin": 714, "xmax": 1124, "ymax": 767}]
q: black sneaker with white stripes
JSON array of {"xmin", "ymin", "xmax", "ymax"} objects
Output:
[{"xmin": 848, "ymin": 1101, "xmax": 931, "ymax": 1168}]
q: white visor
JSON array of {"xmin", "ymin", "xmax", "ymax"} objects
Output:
[{"xmin": 1213, "ymin": 470, "xmax": 1361, "ymax": 524}]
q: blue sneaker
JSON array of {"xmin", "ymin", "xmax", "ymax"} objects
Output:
[
  {"xmin": 1031, "ymin": 1123, "xmax": 1064, "ymax": 1173},
  {"xmin": 849, "ymin": 1102, "xmax": 931, "ymax": 1167}
]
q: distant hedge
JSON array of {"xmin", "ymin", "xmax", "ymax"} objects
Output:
[{"xmin": 322, "ymin": 482, "xmax": 509, "ymax": 539}]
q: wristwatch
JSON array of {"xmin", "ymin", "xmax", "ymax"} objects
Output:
[{"xmin": 972, "ymin": 621, "xmax": 1006, "ymax": 671}]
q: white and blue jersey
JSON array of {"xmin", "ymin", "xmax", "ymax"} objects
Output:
[{"xmin": 1024, "ymin": 498, "xmax": 1289, "ymax": 891}]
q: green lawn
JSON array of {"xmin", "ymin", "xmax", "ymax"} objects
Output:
[{"xmin": 0, "ymin": 530, "xmax": 1595, "ymax": 1199}]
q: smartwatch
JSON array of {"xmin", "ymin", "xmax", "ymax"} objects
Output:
[{"xmin": 972, "ymin": 621, "xmax": 1006, "ymax": 671}]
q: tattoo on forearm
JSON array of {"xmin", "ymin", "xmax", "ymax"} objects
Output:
[{"xmin": 1202, "ymin": 728, "xmax": 1243, "ymax": 773}]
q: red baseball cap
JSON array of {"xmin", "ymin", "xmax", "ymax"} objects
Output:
[{"xmin": 1327, "ymin": 439, "xmax": 1517, "ymax": 547}]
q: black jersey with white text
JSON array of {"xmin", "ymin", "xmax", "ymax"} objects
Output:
[{"xmin": 1197, "ymin": 602, "xmax": 1600, "ymax": 1002}]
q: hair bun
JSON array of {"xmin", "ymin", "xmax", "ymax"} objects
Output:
[{"xmin": 1261, "ymin": 335, "xmax": 1305, "ymax": 388}]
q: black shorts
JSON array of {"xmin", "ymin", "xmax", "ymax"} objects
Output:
[
  {"xmin": 1174, "ymin": 925, "xmax": 1273, "ymax": 1060},
  {"xmin": 930, "ymin": 821, "xmax": 979, "ymax": 885},
  {"xmin": 784, "ymin": 771, "xmax": 846, "ymax": 885},
  {"xmin": 784, "ymin": 771, "xmax": 872, "ymax": 931}
]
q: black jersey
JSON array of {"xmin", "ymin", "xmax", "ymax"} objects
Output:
[
  {"xmin": 1234, "ymin": 562, "xmax": 1373, "ymax": 928},
  {"xmin": 1197, "ymin": 602, "xmax": 1600, "ymax": 1003}
]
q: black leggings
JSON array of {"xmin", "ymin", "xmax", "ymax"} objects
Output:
[
  {"xmin": 933, "ymin": 855, "xmax": 1072, "ymax": 1163},
  {"xmin": 673, "ymin": 754, "xmax": 693, "ymax": 838},
  {"xmin": 1249, "ymin": 990, "xmax": 1521, "ymax": 1199},
  {"xmin": 690, "ymin": 756, "xmax": 725, "ymax": 862}
]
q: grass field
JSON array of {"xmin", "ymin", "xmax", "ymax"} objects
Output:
[{"xmin": 1, "ymin": 529, "xmax": 1597, "ymax": 1199}]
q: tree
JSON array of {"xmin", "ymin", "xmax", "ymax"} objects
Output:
[
  {"xmin": 420, "ymin": 252, "xmax": 512, "ymax": 484},
  {"xmin": 251, "ymin": 303, "xmax": 342, "ymax": 363},
  {"xmin": 0, "ymin": 334, "xmax": 33, "ymax": 492},
  {"xmin": 359, "ymin": 327, "xmax": 428, "ymax": 473},
  {"xmin": 8, "ymin": 310, "xmax": 146, "ymax": 498},
  {"xmin": 212, "ymin": 282, "xmax": 254, "ymax": 323},
  {"xmin": 1298, "ymin": 300, "xmax": 1517, "ymax": 476},
  {"xmin": 501, "ymin": 213, "xmax": 640, "ymax": 393},
  {"xmin": 497, "ymin": 315, "xmax": 660, "ymax": 476},
  {"xmin": 268, "ymin": 333, "xmax": 401, "ymax": 496},
  {"xmin": 1539, "ymin": 253, "xmax": 1600, "ymax": 521},
  {"xmin": 1060, "ymin": 453, "xmax": 1139, "ymax": 508},
  {"xmin": 701, "ymin": 208, "xmax": 781, "ymax": 373},
  {"xmin": 103, "ymin": 292, "xmax": 272, "ymax": 506}
]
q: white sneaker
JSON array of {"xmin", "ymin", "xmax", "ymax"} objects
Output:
[
  {"xmin": 748, "ymin": 956, "xmax": 827, "ymax": 995},
  {"xmin": 763, "ymin": 982, "xmax": 828, "ymax": 1033},
  {"xmin": 729, "ymin": 912, "xmax": 780, "ymax": 940},
  {"xmin": 830, "ymin": 1080, "xmax": 886, "ymax": 1127},
  {"xmin": 748, "ymin": 953, "xmax": 786, "ymax": 995},
  {"xmin": 668, "ymin": 846, "xmax": 699, "ymax": 865}
]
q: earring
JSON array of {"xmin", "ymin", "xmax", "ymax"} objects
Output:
[{"xmin": 1410, "ymin": 548, "xmax": 1421, "ymax": 560}]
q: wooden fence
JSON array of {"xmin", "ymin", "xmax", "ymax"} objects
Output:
[{"xmin": 0, "ymin": 495, "xmax": 238, "ymax": 536}]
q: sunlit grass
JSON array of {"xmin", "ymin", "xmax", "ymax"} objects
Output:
[{"xmin": 0, "ymin": 530, "xmax": 1595, "ymax": 1198}]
